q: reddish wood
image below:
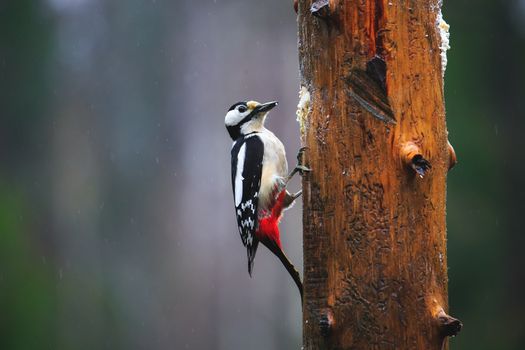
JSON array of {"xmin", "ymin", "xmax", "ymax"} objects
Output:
[{"xmin": 297, "ymin": 0, "xmax": 460, "ymax": 348}]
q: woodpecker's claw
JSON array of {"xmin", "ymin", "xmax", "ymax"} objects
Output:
[
  {"xmin": 286, "ymin": 148, "xmax": 311, "ymax": 183},
  {"xmin": 295, "ymin": 147, "xmax": 311, "ymax": 175},
  {"xmin": 283, "ymin": 190, "xmax": 302, "ymax": 209},
  {"xmin": 290, "ymin": 190, "xmax": 302, "ymax": 201},
  {"xmin": 286, "ymin": 165, "xmax": 310, "ymax": 183},
  {"xmin": 296, "ymin": 146, "xmax": 309, "ymax": 163},
  {"xmin": 295, "ymin": 165, "xmax": 311, "ymax": 175}
]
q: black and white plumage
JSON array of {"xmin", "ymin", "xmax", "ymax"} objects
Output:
[
  {"xmin": 230, "ymin": 134, "xmax": 263, "ymax": 274},
  {"xmin": 225, "ymin": 100, "xmax": 289, "ymax": 273},
  {"xmin": 225, "ymin": 100, "xmax": 305, "ymax": 299}
]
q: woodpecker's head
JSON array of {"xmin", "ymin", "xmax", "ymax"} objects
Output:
[{"xmin": 225, "ymin": 100, "xmax": 278, "ymax": 140}]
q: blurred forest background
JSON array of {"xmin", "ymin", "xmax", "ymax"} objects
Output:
[{"xmin": 1, "ymin": 0, "xmax": 524, "ymax": 349}]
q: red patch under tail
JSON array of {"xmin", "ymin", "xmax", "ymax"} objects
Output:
[
  {"xmin": 256, "ymin": 189, "xmax": 303, "ymax": 300},
  {"xmin": 256, "ymin": 189, "xmax": 287, "ymax": 248}
]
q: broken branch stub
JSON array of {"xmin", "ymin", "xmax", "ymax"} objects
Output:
[
  {"xmin": 318, "ymin": 309, "xmax": 334, "ymax": 337},
  {"xmin": 400, "ymin": 141, "xmax": 432, "ymax": 178},
  {"xmin": 437, "ymin": 309, "xmax": 463, "ymax": 337},
  {"xmin": 447, "ymin": 140, "xmax": 457, "ymax": 170},
  {"xmin": 310, "ymin": 0, "xmax": 330, "ymax": 19}
]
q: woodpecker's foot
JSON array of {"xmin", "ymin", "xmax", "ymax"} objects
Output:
[
  {"xmin": 290, "ymin": 190, "xmax": 302, "ymax": 200},
  {"xmin": 296, "ymin": 146, "xmax": 308, "ymax": 163},
  {"xmin": 295, "ymin": 165, "xmax": 311, "ymax": 176},
  {"xmin": 286, "ymin": 166, "xmax": 309, "ymax": 184},
  {"xmin": 286, "ymin": 148, "xmax": 311, "ymax": 183},
  {"xmin": 296, "ymin": 147, "xmax": 311, "ymax": 175},
  {"xmin": 283, "ymin": 190, "xmax": 302, "ymax": 209}
]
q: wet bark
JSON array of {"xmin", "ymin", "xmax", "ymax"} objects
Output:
[{"xmin": 297, "ymin": 0, "xmax": 460, "ymax": 349}]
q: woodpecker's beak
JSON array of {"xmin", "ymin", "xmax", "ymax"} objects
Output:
[{"xmin": 254, "ymin": 101, "xmax": 278, "ymax": 114}]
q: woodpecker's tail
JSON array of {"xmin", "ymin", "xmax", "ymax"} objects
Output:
[
  {"xmin": 256, "ymin": 189, "xmax": 303, "ymax": 301},
  {"xmin": 247, "ymin": 239, "xmax": 259, "ymax": 276},
  {"xmin": 261, "ymin": 238, "xmax": 303, "ymax": 302}
]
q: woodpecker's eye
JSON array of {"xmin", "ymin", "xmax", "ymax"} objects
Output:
[{"xmin": 238, "ymin": 105, "xmax": 247, "ymax": 113}]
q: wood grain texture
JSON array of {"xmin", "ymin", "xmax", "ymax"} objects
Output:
[{"xmin": 298, "ymin": 0, "xmax": 457, "ymax": 349}]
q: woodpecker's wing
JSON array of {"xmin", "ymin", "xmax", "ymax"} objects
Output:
[{"xmin": 231, "ymin": 135, "xmax": 263, "ymax": 274}]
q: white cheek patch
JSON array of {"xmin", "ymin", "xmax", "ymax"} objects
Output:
[
  {"xmin": 225, "ymin": 109, "xmax": 251, "ymax": 126},
  {"xmin": 225, "ymin": 110, "xmax": 241, "ymax": 126}
]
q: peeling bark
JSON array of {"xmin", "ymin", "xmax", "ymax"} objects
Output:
[{"xmin": 298, "ymin": 0, "xmax": 461, "ymax": 348}]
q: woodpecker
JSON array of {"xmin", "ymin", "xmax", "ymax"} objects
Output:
[{"xmin": 225, "ymin": 100, "xmax": 308, "ymax": 299}]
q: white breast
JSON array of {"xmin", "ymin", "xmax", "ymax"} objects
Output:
[{"xmin": 258, "ymin": 129, "xmax": 288, "ymax": 212}]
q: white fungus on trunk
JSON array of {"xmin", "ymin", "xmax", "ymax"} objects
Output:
[
  {"xmin": 437, "ymin": 9, "xmax": 450, "ymax": 78},
  {"xmin": 296, "ymin": 86, "xmax": 311, "ymax": 136}
]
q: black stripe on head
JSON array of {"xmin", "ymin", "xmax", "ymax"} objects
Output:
[
  {"xmin": 226, "ymin": 101, "xmax": 253, "ymax": 140},
  {"xmin": 228, "ymin": 101, "xmax": 247, "ymax": 111}
]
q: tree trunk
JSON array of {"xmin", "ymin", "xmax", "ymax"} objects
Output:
[{"xmin": 297, "ymin": 1, "xmax": 461, "ymax": 349}]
